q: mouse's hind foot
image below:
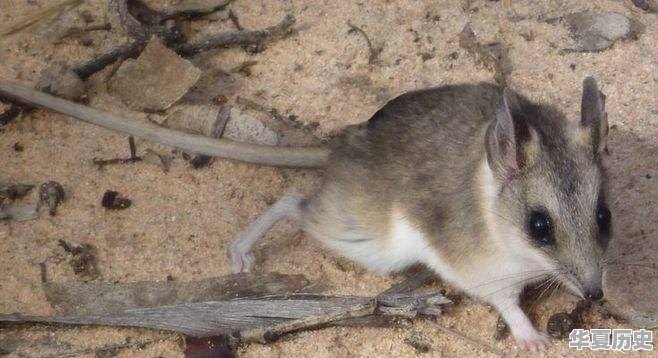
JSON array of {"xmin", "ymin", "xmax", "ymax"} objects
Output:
[
  {"xmin": 228, "ymin": 242, "xmax": 256, "ymax": 273},
  {"xmin": 227, "ymin": 192, "xmax": 303, "ymax": 273}
]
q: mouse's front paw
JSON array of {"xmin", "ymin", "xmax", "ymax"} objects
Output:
[{"xmin": 513, "ymin": 327, "xmax": 549, "ymax": 352}]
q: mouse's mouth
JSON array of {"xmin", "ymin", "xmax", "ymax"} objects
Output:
[{"xmin": 556, "ymin": 272, "xmax": 586, "ymax": 299}]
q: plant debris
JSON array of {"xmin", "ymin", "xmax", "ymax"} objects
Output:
[
  {"xmin": 0, "ymin": 204, "xmax": 39, "ymax": 221},
  {"xmin": 38, "ymin": 181, "xmax": 65, "ymax": 216},
  {"xmin": 101, "ymin": 190, "xmax": 132, "ymax": 210},
  {"xmin": 458, "ymin": 24, "xmax": 511, "ymax": 86},
  {"xmin": 0, "ymin": 183, "xmax": 34, "ymax": 204},
  {"xmin": 230, "ymin": 60, "xmax": 258, "ymax": 76},
  {"xmin": 632, "ymin": 0, "xmax": 658, "ymax": 12},
  {"xmin": 36, "ymin": 61, "xmax": 86, "ymax": 101},
  {"xmin": 142, "ymin": 148, "xmax": 172, "ymax": 172},
  {"xmin": 347, "ymin": 21, "xmax": 382, "ymax": 64},
  {"xmin": 493, "ymin": 315, "xmax": 509, "ymax": 341},
  {"xmin": 223, "ymin": 108, "xmax": 280, "ymax": 146},
  {"xmin": 0, "ymin": 183, "xmax": 38, "ymax": 221},
  {"xmin": 404, "ymin": 334, "xmax": 430, "ymax": 353},
  {"xmin": 0, "ymin": 291, "xmax": 448, "ymax": 341},
  {"xmin": 190, "ymin": 106, "xmax": 231, "ymax": 169},
  {"xmin": 55, "ymin": 22, "xmax": 112, "ymax": 43},
  {"xmin": 174, "ymin": 14, "xmax": 296, "ymax": 56},
  {"xmin": 108, "ymin": 38, "xmax": 202, "ymax": 111},
  {"xmin": 0, "ymin": 0, "xmax": 82, "ymax": 37},
  {"xmin": 58, "ymin": 240, "xmax": 100, "ymax": 281},
  {"xmin": 0, "ymin": 104, "xmax": 24, "ymax": 127},
  {"xmin": 547, "ymin": 312, "xmax": 576, "ymax": 339},
  {"xmin": 93, "ymin": 136, "xmax": 142, "ymax": 169},
  {"xmin": 44, "ymin": 272, "xmax": 314, "ymax": 315},
  {"xmin": 546, "ymin": 300, "xmax": 592, "ymax": 339}
]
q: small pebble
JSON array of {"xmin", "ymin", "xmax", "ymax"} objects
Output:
[{"xmin": 13, "ymin": 142, "xmax": 23, "ymax": 151}]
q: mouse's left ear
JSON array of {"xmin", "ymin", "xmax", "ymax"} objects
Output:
[
  {"xmin": 485, "ymin": 88, "xmax": 539, "ymax": 180},
  {"xmin": 580, "ymin": 77, "xmax": 608, "ymax": 154}
]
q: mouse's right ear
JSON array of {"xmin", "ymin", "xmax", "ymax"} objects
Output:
[{"xmin": 485, "ymin": 89, "xmax": 537, "ymax": 181}]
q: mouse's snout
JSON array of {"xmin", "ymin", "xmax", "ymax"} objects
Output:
[{"xmin": 585, "ymin": 287, "xmax": 604, "ymax": 301}]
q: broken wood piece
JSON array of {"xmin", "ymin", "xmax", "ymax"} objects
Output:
[
  {"xmin": 110, "ymin": 0, "xmax": 180, "ymax": 44},
  {"xmin": 44, "ymin": 272, "xmax": 314, "ymax": 315},
  {"xmin": 383, "ymin": 269, "xmax": 435, "ymax": 294},
  {"xmin": 108, "ymin": 38, "xmax": 201, "ymax": 111},
  {"xmin": 73, "ymin": 42, "xmax": 144, "ymax": 79},
  {"xmin": 93, "ymin": 136, "xmax": 142, "ymax": 169},
  {"xmin": 190, "ymin": 106, "xmax": 231, "ymax": 168},
  {"xmin": 175, "ymin": 14, "xmax": 295, "ymax": 56},
  {"xmin": 0, "ymin": 291, "xmax": 450, "ymax": 343}
]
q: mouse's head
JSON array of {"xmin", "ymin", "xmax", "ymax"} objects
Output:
[{"xmin": 485, "ymin": 77, "xmax": 611, "ymax": 300}]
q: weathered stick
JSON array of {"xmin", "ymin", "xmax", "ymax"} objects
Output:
[
  {"xmin": 0, "ymin": 79, "xmax": 329, "ymax": 168},
  {"xmin": 175, "ymin": 14, "xmax": 296, "ymax": 56},
  {"xmin": 44, "ymin": 272, "xmax": 314, "ymax": 315},
  {"xmin": 0, "ymin": 292, "xmax": 449, "ymax": 342}
]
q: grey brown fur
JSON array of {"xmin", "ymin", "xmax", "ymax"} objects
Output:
[{"xmin": 230, "ymin": 78, "xmax": 610, "ymax": 351}]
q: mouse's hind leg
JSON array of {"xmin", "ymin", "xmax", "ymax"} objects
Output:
[{"xmin": 228, "ymin": 193, "xmax": 303, "ymax": 273}]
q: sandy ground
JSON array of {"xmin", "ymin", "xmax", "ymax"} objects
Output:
[{"xmin": 0, "ymin": 0, "xmax": 656, "ymax": 357}]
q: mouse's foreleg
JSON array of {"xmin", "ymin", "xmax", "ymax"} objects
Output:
[
  {"xmin": 486, "ymin": 287, "xmax": 549, "ymax": 351},
  {"xmin": 228, "ymin": 193, "xmax": 303, "ymax": 273}
]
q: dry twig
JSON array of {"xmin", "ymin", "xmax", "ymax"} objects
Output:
[
  {"xmin": 347, "ymin": 21, "xmax": 381, "ymax": 64},
  {"xmin": 175, "ymin": 14, "xmax": 296, "ymax": 56}
]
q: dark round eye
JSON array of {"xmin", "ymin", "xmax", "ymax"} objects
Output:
[
  {"xmin": 596, "ymin": 205, "xmax": 611, "ymax": 233},
  {"xmin": 528, "ymin": 211, "xmax": 554, "ymax": 245}
]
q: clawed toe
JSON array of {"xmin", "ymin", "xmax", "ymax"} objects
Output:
[
  {"xmin": 228, "ymin": 243, "xmax": 255, "ymax": 273},
  {"xmin": 515, "ymin": 331, "xmax": 549, "ymax": 352}
]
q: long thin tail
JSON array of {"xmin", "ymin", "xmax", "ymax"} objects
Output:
[{"xmin": 0, "ymin": 79, "xmax": 329, "ymax": 168}]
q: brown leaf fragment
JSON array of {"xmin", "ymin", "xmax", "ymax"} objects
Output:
[{"xmin": 101, "ymin": 190, "xmax": 132, "ymax": 210}]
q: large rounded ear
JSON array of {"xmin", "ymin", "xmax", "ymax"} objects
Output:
[
  {"xmin": 485, "ymin": 88, "xmax": 538, "ymax": 181},
  {"xmin": 581, "ymin": 77, "xmax": 608, "ymax": 154}
]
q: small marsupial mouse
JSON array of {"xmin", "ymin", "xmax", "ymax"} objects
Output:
[
  {"xmin": 0, "ymin": 77, "xmax": 612, "ymax": 351},
  {"xmin": 228, "ymin": 77, "xmax": 612, "ymax": 351}
]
